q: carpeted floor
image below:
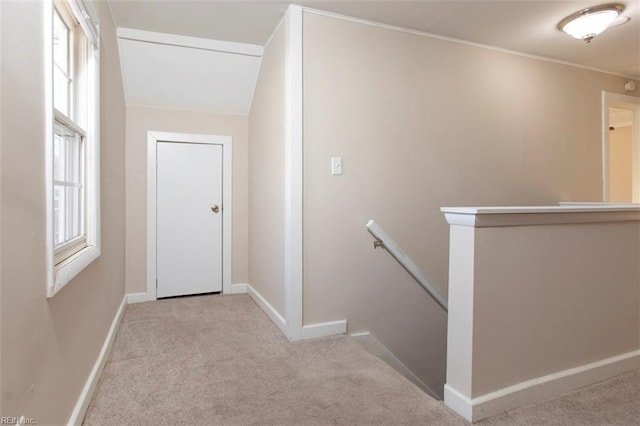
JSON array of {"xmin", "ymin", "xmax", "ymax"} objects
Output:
[
  {"xmin": 84, "ymin": 294, "xmax": 639, "ymax": 425},
  {"xmin": 480, "ymin": 368, "xmax": 639, "ymax": 425}
]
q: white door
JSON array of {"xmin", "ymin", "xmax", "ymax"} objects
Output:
[{"xmin": 156, "ymin": 142, "xmax": 223, "ymax": 298}]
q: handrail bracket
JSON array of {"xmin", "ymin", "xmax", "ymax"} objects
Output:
[{"xmin": 373, "ymin": 239, "xmax": 385, "ymax": 249}]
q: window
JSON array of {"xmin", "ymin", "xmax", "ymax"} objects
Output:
[
  {"xmin": 53, "ymin": 117, "xmax": 86, "ymax": 264},
  {"xmin": 53, "ymin": 7, "xmax": 71, "ymax": 114},
  {"xmin": 47, "ymin": 0, "xmax": 99, "ymax": 297}
]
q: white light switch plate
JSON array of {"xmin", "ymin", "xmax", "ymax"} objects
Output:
[{"xmin": 331, "ymin": 157, "xmax": 343, "ymax": 175}]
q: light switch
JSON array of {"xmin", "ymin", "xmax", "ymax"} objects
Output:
[{"xmin": 331, "ymin": 157, "xmax": 343, "ymax": 175}]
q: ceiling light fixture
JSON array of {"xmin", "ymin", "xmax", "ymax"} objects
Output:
[{"xmin": 558, "ymin": 3, "xmax": 625, "ymax": 42}]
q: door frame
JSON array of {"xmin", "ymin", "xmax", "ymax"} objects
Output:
[
  {"xmin": 146, "ymin": 131, "xmax": 233, "ymax": 300},
  {"xmin": 602, "ymin": 91, "xmax": 640, "ymax": 202}
]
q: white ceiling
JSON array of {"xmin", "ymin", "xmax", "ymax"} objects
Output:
[
  {"xmin": 109, "ymin": 0, "xmax": 640, "ymax": 112},
  {"xmin": 117, "ymin": 30, "xmax": 262, "ymax": 113}
]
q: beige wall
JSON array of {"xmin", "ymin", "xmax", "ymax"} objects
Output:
[
  {"xmin": 302, "ymin": 11, "xmax": 639, "ymax": 396},
  {"xmin": 444, "ymin": 208, "xmax": 640, "ymax": 420},
  {"xmin": 0, "ymin": 1, "xmax": 126, "ymax": 423},
  {"xmin": 608, "ymin": 126, "xmax": 633, "ymax": 202},
  {"xmin": 247, "ymin": 23, "xmax": 287, "ymax": 316},
  {"xmin": 125, "ymin": 106, "xmax": 249, "ymax": 294},
  {"xmin": 472, "ymin": 220, "xmax": 639, "ymax": 395}
]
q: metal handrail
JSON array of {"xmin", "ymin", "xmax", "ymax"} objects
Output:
[{"xmin": 366, "ymin": 220, "xmax": 448, "ymax": 312}]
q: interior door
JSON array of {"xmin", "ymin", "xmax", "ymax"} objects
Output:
[
  {"xmin": 607, "ymin": 107, "xmax": 636, "ymax": 202},
  {"xmin": 603, "ymin": 93, "xmax": 640, "ymax": 203},
  {"xmin": 156, "ymin": 142, "xmax": 223, "ymax": 298}
]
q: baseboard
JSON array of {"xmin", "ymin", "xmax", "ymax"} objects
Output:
[
  {"xmin": 127, "ymin": 292, "xmax": 154, "ymax": 304},
  {"xmin": 445, "ymin": 349, "xmax": 640, "ymax": 423},
  {"xmin": 67, "ymin": 294, "xmax": 127, "ymax": 426},
  {"xmin": 247, "ymin": 284, "xmax": 287, "ymax": 336},
  {"xmin": 225, "ymin": 283, "xmax": 248, "ymax": 295},
  {"xmin": 443, "ymin": 385, "xmax": 473, "ymax": 421},
  {"xmin": 352, "ymin": 332, "xmax": 441, "ymax": 400},
  {"xmin": 302, "ymin": 320, "xmax": 347, "ymax": 339},
  {"xmin": 129, "ymin": 283, "xmax": 247, "ymax": 302}
]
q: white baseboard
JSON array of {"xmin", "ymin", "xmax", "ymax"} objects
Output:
[
  {"xmin": 443, "ymin": 385, "xmax": 474, "ymax": 422},
  {"xmin": 129, "ymin": 283, "xmax": 247, "ymax": 302},
  {"xmin": 127, "ymin": 292, "xmax": 154, "ymax": 304},
  {"xmin": 302, "ymin": 320, "xmax": 347, "ymax": 339},
  {"xmin": 247, "ymin": 284, "xmax": 287, "ymax": 336},
  {"xmin": 352, "ymin": 332, "xmax": 441, "ymax": 400},
  {"xmin": 225, "ymin": 283, "xmax": 248, "ymax": 295},
  {"xmin": 67, "ymin": 294, "xmax": 127, "ymax": 426},
  {"xmin": 445, "ymin": 349, "xmax": 640, "ymax": 422}
]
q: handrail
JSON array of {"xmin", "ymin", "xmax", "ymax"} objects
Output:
[{"xmin": 366, "ymin": 220, "xmax": 448, "ymax": 312}]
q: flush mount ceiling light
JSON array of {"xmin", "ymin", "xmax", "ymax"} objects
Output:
[{"xmin": 558, "ymin": 3, "xmax": 626, "ymax": 42}]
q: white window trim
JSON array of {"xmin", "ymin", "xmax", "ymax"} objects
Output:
[{"xmin": 45, "ymin": 0, "xmax": 101, "ymax": 298}]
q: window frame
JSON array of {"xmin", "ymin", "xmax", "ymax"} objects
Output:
[
  {"xmin": 45, "ymin": 0, "xmax": 100, "ymax": 298},
  {"xmin": 53, "ymin": 111, "xmax": 87, "ymax": 264},
  {"xmin": 53, "ymin": 5, "xmax": 73, "ymax": 115}
]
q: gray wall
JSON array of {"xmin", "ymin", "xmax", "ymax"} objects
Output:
[
  {"xmin": 0, "ymin": 1, "xmax": 126, "ymax": 423},
  {"xmin": 302, "ymin": 11, "xmax": 638, "ymax": 396}
]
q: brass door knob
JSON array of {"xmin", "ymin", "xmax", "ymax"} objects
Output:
[{"xmin": 211, "ymin": 205, "xmax": 220, "ymax": 213}]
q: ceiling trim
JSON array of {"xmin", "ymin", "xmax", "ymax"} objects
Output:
[
  {"xmin": 126, "ymin": 102, "xmax": 251, "ymax": 117},
  {"xmin": 116, "ymin": 27, "xmax": 264, "ymax": 57},
  {"xmin": 303, "ymin": 7, "xmax": 639, "ymax": 81}
]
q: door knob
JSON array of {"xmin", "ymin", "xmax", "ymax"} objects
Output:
[{"xmin": 211, "ymin": 205, "xmax": 220, "ymax": 213}]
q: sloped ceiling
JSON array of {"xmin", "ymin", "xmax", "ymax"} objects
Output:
[{"xmin": 117, "ymin": 29, "xmax": 263, "ymax": 114}]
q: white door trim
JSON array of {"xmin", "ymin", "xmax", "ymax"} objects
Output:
[
  {"xmin": 146, "ymin": 131, "xmax": 233, "ymax": 301},
  {"xmin": 602, "ymin": 91, "xmax": 640, "ymax": 202}
]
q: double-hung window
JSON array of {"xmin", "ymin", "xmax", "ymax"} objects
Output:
[
  {"xmin": 47, "ymin": 0, "xmax": 99, "ymax": 297},
  {"xmin": 53, "ymin": 118, "xmax": 86, "ymax": 263}
]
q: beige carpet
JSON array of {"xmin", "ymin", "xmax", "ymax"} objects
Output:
[
  {"xmin": 84, "ymin": 294, "xmax": 639, "ymax": 425},
  {"xmin": 480, "ymin": 369, "xmax": 639, "ymax": 426}
]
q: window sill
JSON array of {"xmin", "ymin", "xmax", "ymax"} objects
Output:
[{"xmin": 47, "ymin": 244, "xmax": 100, "ymax": 298}]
